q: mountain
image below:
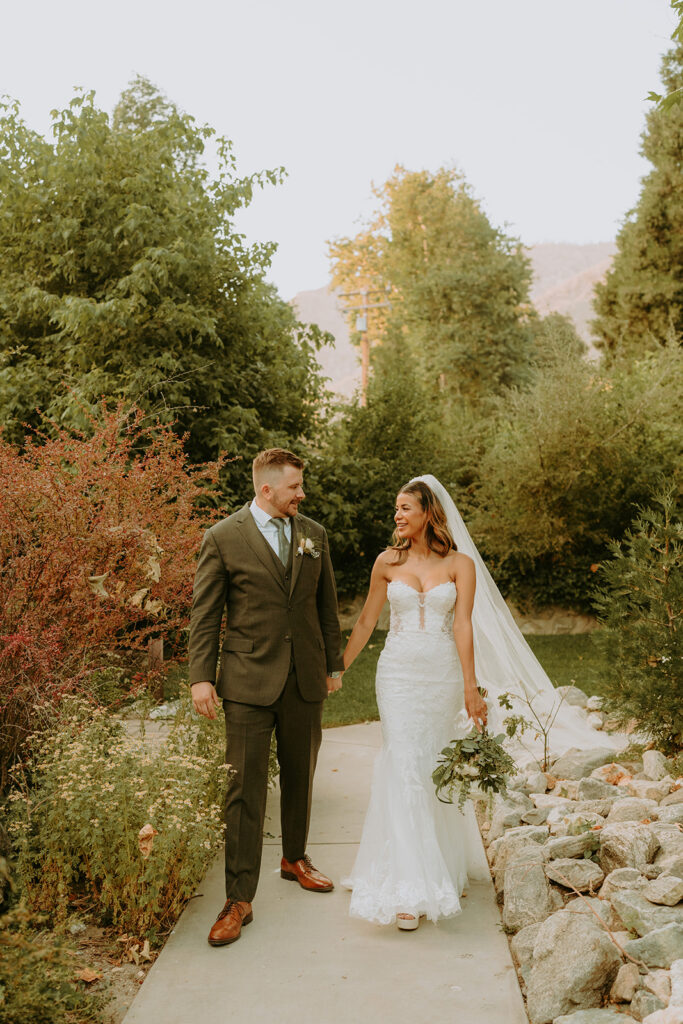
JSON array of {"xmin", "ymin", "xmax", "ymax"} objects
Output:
[{"xmin": 291, "ymin": 242, "xmax": 615, "ymax": 396}]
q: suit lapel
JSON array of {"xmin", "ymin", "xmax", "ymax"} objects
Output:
[
  {"xmin": 289, "ymin": 515, "xmax": 303, "ymax": 597},
  {"xmin": 235, "ymin": 504, "xmax": 287, "ymax": 592}
]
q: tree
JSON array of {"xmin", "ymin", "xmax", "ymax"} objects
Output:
[
  {"xmin": 593, "ymin": 484, "xmax": 682, "ymax": 753},
  {"xmin": 329, "ymin": 166, "xmax": 535, "ymax": 403},
  {"xmin": 0, "ymin": 78, "xmax": 325, "ymax": 484},
  {"xmin": 592, "ymin": 44, "xmax": 683, "ymax": 356}
]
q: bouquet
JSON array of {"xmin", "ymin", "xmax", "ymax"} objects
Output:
[{"xmin": 432, "ymin": 725, "xmax": 518, "ymax": 811}]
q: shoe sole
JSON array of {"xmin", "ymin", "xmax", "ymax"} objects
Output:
[
  {"xmin": 280, "ymin": 869, "xmax": 334, "ymax": 892},
  {"xmin": 207, "ymin": 911, "xmax": 253, "ymax": 946}
]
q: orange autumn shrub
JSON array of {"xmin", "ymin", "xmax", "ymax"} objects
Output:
[{"xmin": 0, "ymin": 406, "xmax": 225, "ymax": 787}]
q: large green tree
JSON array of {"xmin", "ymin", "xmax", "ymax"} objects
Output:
[
  {"xmin": 329, "ymin": 166, "xmax": 535, "ymax": 402},
  {"xmin": 592, "ymin": 44, "xmax": 683, "ymax": 356},
  {"xmin": 0, "ymin": 77, "xmax": 324, "ymax": 488}
]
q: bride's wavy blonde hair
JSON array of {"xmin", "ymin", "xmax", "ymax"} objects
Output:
[{"xmin": 389, "ymin": 480, "xmax": 457, "ymax": 564}]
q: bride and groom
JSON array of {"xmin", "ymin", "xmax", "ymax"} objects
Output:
[{"xmin": 189, "ymin": 448, "xmax": 605, "ymax": 944}]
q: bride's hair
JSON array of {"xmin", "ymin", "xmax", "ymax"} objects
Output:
[{"xmin": 389, "ymin": 480, "xmax": 457, "ymax": 563}]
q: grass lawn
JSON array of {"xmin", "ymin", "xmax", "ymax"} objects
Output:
[{"xmin": 165, "ymin": 631, "xmax": 610, "ymax": 729}]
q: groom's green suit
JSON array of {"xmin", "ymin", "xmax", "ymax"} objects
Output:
[{"xmin": 189, "ymin": 502, "xmax": 344, "ymax": 902}]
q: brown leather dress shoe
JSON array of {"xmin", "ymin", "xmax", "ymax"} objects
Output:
[
  {"xmin": 280, "ymin": 854, "xmax": 334, "ymax": 892},
  {"xmin": 207, "ymin": 899, "xmax": 253, "ymax": 946}
]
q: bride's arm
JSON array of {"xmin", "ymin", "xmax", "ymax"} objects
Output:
[
  {"xmin": 343, "ymin": 553, "xmax": 389, "ymax": 670},
  {"xmin": 452, "ymin": 554, "xmax": 487, "ymax": 731}
]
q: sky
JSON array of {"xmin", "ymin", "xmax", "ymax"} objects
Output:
[{"xmin": 1, "ymin": 0, "xmax": 677, "ymax": 299}]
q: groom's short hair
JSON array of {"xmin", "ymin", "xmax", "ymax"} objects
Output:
[{"xmin": 252, "ymin": 448, "xmax": 304, "ymax": 488}]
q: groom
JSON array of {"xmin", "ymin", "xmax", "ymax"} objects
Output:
[{"xmin": 189, "ymin": 448, "xmax": 345, "ymax": 946}]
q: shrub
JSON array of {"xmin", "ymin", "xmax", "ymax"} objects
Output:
[
  {"xmin": 7, "ymin": 697, "xmax": 231, "ymax": 938},
  {"xmin": 0, "ymin": 905, "xmax": 102, "ymax": 1024},
  {"xmin": 0, "ymin": 405, "xmax": 224, "ymax": 788},
  {"xmin": 593, "ymin": 483, "xmax": 683, "ymax": 753}
]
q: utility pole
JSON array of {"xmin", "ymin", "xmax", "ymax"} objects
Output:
[{"xmin": 338, "ymin": 286, "xmax": 391, "ymax": 406}]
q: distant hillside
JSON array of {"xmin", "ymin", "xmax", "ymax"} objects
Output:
[{"xmin": 291, "ymin": 242, "xmax": 615, "ymax": 396}]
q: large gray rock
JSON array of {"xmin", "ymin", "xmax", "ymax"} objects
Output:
[
  {"xmin": 545, "ymin": 858, "xmax": 604, "ymax": 893},
  {"xmin": 510, "ymin": 921, "xmax": 543, "ymax": 968},
  {"xmin": 643, "ymin": 751, "xmax": 671, "ymax": 782},
  {"xmin": 658, "ymin": 806, "xmax": 683, "ymax": 826},
  {"xmin": 610, "ymin": 961, "xmax": 641, "ymax": 1002},
  {"xmin": 643, "ymin": 969, "xmax": 672, "ymax": 1003},
  {"xmin": 551, "ymin": 747, "xmax": 619, "ymax": 781},
  {"xmin": 610, "ymin": 890, "xmax": 683, "ymax": 936},
  {"xmin": 631, "ymin": 990, "xmax": 666, "ymax": 1019},
  {"xmin": 599, "ymin": 823, "xmax": 660, "ymax": 874},
  {"xmin": 526, "ymin": 909, "xmax": 622, "ymax": 1023},
  {"xmin": 523, "ymin": 805, "xmax": 552, "ymax": 826},
  {"xmin": 607, "ymin": 797, "xmax": 660, "ymax": 823},
  {"xmin": 672, "ymin": 957, "xmax": 683, "ymax": 1006},
  {"xmin": 546, "ymin": 833, "xmax": 599, "ymax": 859},
  {"xmin": 660, "ymin": 790, "xmax": 683, "ymax": 808},
  {"xmin": 626, "ymin": 779, "xmax": 674, "ymax": 803},
  {"xmin": 652, "ymin": 824, "xmax": 683, "ymax": 877},
  {"xmin": 564, "ymin": 895, "xmax": 622, "ymax": 931},
  {"xmin": 547, "ymin": 808, "xmax": 606, "ymax": 837},
  {"xmin": 492, "ymin": 824, "xmax": 549, "ymax": 891},
  {"xmin": 640, "ymin": 1006, "xmax": 683, "ymax": 1024},
  {"xmin": 554, "ymin": 1012, "xmax": 638, "ymax": 1024},
  {"xmin": 575, "ymin": 798, "xmax": 621, "ymax": 817},
  {"xmin": 599, "ymin": 867, "xmax": 648, "ymax": 900},
  {"xmin": 503, "ymin": 848, "xmax": 556, "ymax": 932},
  {"xmin": 644, "ymin": 875, "xmax": 683, "ymax": 906},
  {"xmin": 488, "ymin": 790, "xmax": 535, "ymax": 841},
  {"xmin": 555, "ymin": 685, "xmax": 589, "ymax": 707},
  {"xmin": 578, "ymin": 777, "xmax": 621, "ymax": 802},
  {"xmin": 624, "ymin": 924, "xmax": 683, "ymax": 968}
]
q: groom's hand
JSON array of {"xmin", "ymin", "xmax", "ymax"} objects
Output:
[
  {"xmin": 191, "ymin": 681, "xmax": 221, "ymax": 719},
  {"xmin": 326, "ymin": 673, "xmax": 343, "ymax": 694}
]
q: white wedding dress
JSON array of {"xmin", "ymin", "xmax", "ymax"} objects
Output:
[{"xmin": 343, "ymin": 579, "xmax": 488, "ymax": 926}]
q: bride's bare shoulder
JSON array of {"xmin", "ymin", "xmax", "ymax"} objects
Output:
[
  {"xmin": 375, "ymin": 548, "xmax": 396, "ymax": 568},
  {"xmin": 448, "ymin": 550, "xmax": 474, "ymax": 576}
]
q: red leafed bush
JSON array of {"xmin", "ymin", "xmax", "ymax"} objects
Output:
[{"xmin": 0, "ymin": 405, "xmax": 225, "ymax": 788}]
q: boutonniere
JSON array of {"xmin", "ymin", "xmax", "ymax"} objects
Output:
[{"xmin": 296, "ymin": 535, "xmax": 320, "ymax": 559}]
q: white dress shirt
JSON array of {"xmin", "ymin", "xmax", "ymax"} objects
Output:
[{"xmin": 250, "ymin": 498, "xmax": 292, "ymax": 559}]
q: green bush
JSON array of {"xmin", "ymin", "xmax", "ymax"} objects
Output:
[
  {"xmin": 7, "ymin": 697, "xmax": 231, "ymax": 938},
  {"xmin": 593, "ymin": 483, "xmax": 683, "ymax": 753},
  {"xmin": 0, "ymin": 905, "xmax": 102, "ymax": 1024}
]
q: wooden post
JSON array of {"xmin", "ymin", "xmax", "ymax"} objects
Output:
[{"xmin": 148, "ymin": 637, "xmax": 164, "ymax": 701}]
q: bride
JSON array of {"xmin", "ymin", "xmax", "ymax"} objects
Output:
[{"xmin": 341, "ymin": 475, "xmax": 617, "ymax": 931}]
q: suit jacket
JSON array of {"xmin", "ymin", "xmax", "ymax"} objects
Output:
[{"xmin": 188, "ymin": 503, "xmax": 345, "ymax": 704}]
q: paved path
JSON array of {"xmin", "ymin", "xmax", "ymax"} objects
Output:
[{"xmin": 122, "ymin": 722, "xmax": 528, "ymax": 1024}]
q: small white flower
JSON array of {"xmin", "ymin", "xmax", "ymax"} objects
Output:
[{"xmin": 296, "ymin": 535, "xmax": 320, "ymax": 558}]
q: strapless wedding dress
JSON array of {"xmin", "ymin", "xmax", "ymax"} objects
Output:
[{"xmin": 344, "ymin": 580, "xmax": 488, "ymax": 926}]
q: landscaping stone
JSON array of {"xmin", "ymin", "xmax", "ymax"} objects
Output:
[
  {"xmin": 526, "ymin": 771, "xmax": 549, "ymax": 794},
  {"xmin": 578, "ymin": 777, "xmax": 620, "ymax": 802},
  {"xmin": 526, "ymin": 909, "xmax": 622, "ymax": 1023},
  {"xmin": 610, "ymin": 891, "xmax": 683, "ymax": 936},
  {"xmin": 599, "ymin": 867, "xmax": 647, "ymax": 900},
  {"xmin": 631, "ymin": 990, "xmax": 666, "ymax": 1020},
  {"xmin": 545, "ymin": 858, "xmax": 604, "ymax": 893},
  {"xmin": 551, "ymin": 748, "xmax": 619, "ymax": 781},
  {"xmin": 533, "ymin": 793, "xmax": 575, "ymax": 810},
  {"xmin": 546, "ymin": 833, "xmax": 599, "ymax": 859},
  {"xmin": 510, "ymin": 921, "xmax": 544, "ymax": 968},
  {"xmin": 610, "ymin": 961, "xmax": 641, "ymax": 1002},
  {"xmin": 641, "ymin": 1008, "xmax": 683, "ymax": 1024},
  {"xmin": 575, "ymin": 798, "xmax": 620, "ymax": 816},
  {"xmin": 644, "ymin": 876, "xmax": 683, "ymax": 907},
  {"xmin": 555, "ymin": 685, "xmax": 589, "ymax": 707},
  {"xmin": 625, "ymin": 924, "xmax": 683, "ymax": 968},
  {"xmin": 554, "ymin": 1012, "xmax": 638, "ymax": 1024},
  {"xmin": 488, "ymin": 791, "xmax": 535, "ymax": 841},
  {"xmin": 503, "ymin": 848, "xmax": 556, "ymax": 932},
  {"xmin": 643, "ymin": 969, "xmax": 672, "ymax": 1003},
  {"xmin": 565, "ymin": 895, "xmax": 621, "ymax": 930},
  {"xmin": 658, "ymin": 807, "xmax": 683, "ymax": 826},
  {"xmin": 555, "ymin": 780, "xmax": 580, "ymax": 800},
  {"xmin": 625, "ymin": 780, "xmax": 674, "ymax": 803},
  {"xmin": 643, "ymin": 752, "xmax": 671, "ymax": 782},
  {"xmin": 660, "ymin": 791, "xmax": 683, "ymax": 808},
  {"xmin": 646, "ymin": 864, "xmax": 666, "ymax": 879},
  {"xmin": 592, "ymin": 763, "xmax": 633, "ymax": 784},
  {"xmin": 671, "ymin": 958, "xmax": 683, "ymax": 1006},
  {"xmin": 547, "ymin": 808, "xmax": 606, "ymax": 837},
  {"xmin": 491, "ymin": 825, "xmax": 549, "ymax": 884},
  {"xmin": 599, "ymin": 823, "xmax": 660, "ymax": 874},
  {"xmin": 586, "ymin": 712, "xmax": 606, "ymax": 730},
  {"xmin": 523, "ymin": 806, "xmax": 552, "ymax": 826},
  {"xmin": 651, "ymin": 825, "xmax": 683, "ymax": 875},
  {"xmin": 607, "ymin": 798, "xmax": 660, "ymax": 823}
]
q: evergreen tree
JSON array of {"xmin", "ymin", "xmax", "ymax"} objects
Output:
[{"xmin": 592, "ymin": 45, "xmax": 683, "ymax": 356}]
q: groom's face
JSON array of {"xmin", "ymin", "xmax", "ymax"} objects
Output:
[{"xmin": 264, "ymin": 465, "xmax": 305, "ymax": 519}]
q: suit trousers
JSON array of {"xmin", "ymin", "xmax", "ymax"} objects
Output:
[{"xmin": 222, "ymin": 666, "xmax": 323, "ymax": 902}]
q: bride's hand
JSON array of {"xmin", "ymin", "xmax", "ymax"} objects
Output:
[{"xmin": 465, "ymin": 688, "xmax": 488, "ymax": 733}]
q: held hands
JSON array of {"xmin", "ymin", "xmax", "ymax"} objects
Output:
[
  {"xmin": 326, "ymin": 673, "xmax": 343, "ymax": 694},
  {"xmin": 191, "ymin": 681, "xmax": 221, "ymax": 719},
  {"xmin": 465, "ymin": 686, "xmax": 488, "ymax": 733}
]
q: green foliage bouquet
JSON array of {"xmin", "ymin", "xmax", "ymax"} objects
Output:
[{"xmin": 432, "ymin": 725, "xmax": 518, "ymax": 811}]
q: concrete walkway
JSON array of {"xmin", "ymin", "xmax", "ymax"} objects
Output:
[{"xmin": 122, "ymin": 723, "xmax": 528, "ymax": 1024}]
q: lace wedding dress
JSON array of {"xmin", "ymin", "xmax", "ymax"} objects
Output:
[{"xmin": 343, "ymin": 580, "xmax": 488, "ymax": 926}]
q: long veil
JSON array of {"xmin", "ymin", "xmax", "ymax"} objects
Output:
[{"xmin": 411, "ymin": 475, "xmax": 624, "ymax": 763}]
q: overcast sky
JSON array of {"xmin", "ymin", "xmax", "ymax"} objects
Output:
[{"xmin": 2, "ymin": 0, "xmax": 676, "ymax": 298}]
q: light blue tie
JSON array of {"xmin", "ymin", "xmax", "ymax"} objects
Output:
[{"xmin": 271, "ymin": 517, "xmax": 290, "ymax": 565}]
